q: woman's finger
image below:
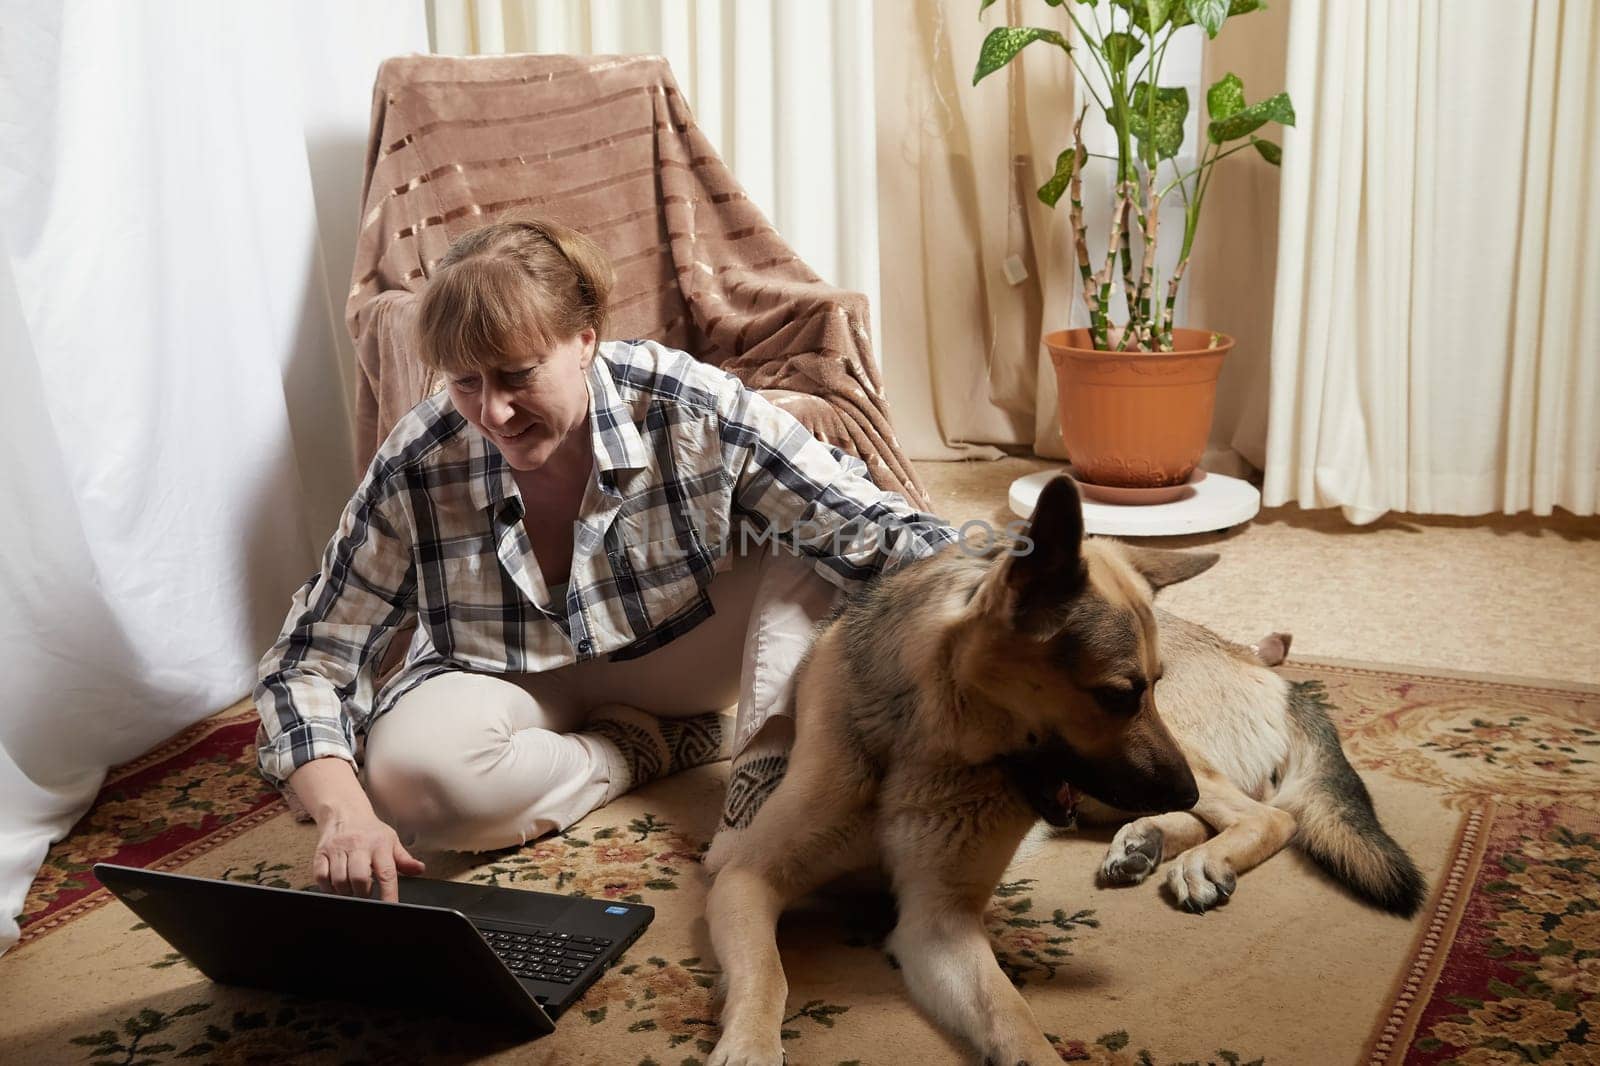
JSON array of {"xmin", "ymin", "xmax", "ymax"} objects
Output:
[
  {"xmin": 395, "ymin": 840, "xmax": 426, "ymax": 875},
  {"xmin": 313, "ymin": 850, "xmax": 332, "ymax": 893},
  {"xmin": 372, "ymin": 851, "xmax": 400, "ymax": 903},
  {"xmin": 329, "ymin": 848, "xmax": 350, "ymax": 896},
  {"xmin": 348, "ymin": 849, "xmax": 373, "ymax": 899}
]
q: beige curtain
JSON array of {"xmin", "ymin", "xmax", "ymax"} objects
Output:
[
  {"xmin": 874, "ymin": 0, "xmax": 1070, "ymax": 461},
  {"xmin": 1265, "ymin": 0, "xmax": 1600, "ymax": 521},
  {"xmin": 874, "ymin": 1, "xmax": 1284, "ymax": 467},
  {"xmin": 1190, "ymin": 2, "xmax": 1291, "ymax": 476},
  {"xmin": 425, "ymin": 0, "xmax": 883, "ymax": 355}
]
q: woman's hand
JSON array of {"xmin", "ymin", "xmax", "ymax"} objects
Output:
[
  {"xmin": 286, "ymin": 756, "xmax": 425, "ymax": 902},
  {"xmin": 313, "ymin": 812, "xmax": 426, "ymax": 902}
]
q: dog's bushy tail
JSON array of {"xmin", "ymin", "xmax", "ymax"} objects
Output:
[{"xmin": 1276, "ymin": 682, "xmax": 1426, "ymax": 917}]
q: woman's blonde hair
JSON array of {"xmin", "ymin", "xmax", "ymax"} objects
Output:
[{"xmin": 416, "ymin": 216, "xmax": 615, "ymax": 378}]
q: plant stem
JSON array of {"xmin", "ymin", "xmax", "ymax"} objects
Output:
[
  {"xmin": 1163, "ymin": 258, "xmax": 1190, "ymax": 342},
  {"xmin": 1165, "ymin": 141, "xmax": 1218, "ymax": 337},
  {"xmin": 1062, "ymin": 7, "xmax": 1114, "ymax": 110},
  {"xmin": 1067, "ymin": 110, "xmax": 1101, "ymax": 347},
  {"xmin": 1089, "ymin": 181, "xmax": 1135, "ymax": 351},
  {"xmin": 1151, "ymin": 26, "xmax": 1174, "ymax": 91},
  {"xmin": 1141, "ymin": 165, "xmax": 1161, "ymax": 349},
  {"xmin": 1159, "ymin": 140, "xmax": 1257, "ymax": 199},
  {"xmin": 1168, "ymin": 155, "xmax": 1191, "ymax": 211},
  {"xmin": 1118, "ymin": 202, "xmax": 1137, "ymax": 342}
]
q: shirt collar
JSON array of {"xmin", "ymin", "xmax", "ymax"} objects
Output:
[
  {"xmin": 464, "ymin": 345, "xmax": 649, "ymax": 512},
  {"xmin": 586, "ymin": 347, "xmax": 650, "ymax": 485}
]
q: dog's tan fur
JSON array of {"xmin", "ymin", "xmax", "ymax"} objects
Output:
[{"xmin": 704, "ymin": 478, "xmax": 1422, "ymax": 1065}]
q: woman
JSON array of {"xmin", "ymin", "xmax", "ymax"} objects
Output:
[{"xmin": 253, "ymin": 218, "xmax": 956, "ymax": 902}]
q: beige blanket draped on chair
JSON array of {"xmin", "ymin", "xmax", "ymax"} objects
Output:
[{"xmin": 346, "ymin": 51, "xmax": 930, "ymax": 511}]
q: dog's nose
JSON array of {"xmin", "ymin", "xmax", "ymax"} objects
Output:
[{"xmin": 1170, "ymin": 767, "xmax": 1199, "ymax": 810}]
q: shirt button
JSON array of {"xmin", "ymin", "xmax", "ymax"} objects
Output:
[{"xmin": 577, "ymin": 639, "xmax": 593, "ymax": 655}]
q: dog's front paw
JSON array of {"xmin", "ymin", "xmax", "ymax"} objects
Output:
[
  {"xmin": 1163, "ymin": 848, "xmax": 1237, "ymax": 913},
  {"xmin": 707, "ymin": 1031, "xmax": 785, "ymax": 1066},
  {"xmin": 1100, "ymin": 821, "xmax": 1164, "ymax": 885}
]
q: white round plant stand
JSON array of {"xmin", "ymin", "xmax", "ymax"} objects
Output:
[{"xmin": 1008, "ymin": 468, "xmax": 1261, "ymax": 537}]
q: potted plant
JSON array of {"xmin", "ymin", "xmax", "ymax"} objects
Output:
[{"xmin": 974, "ymin": 0, "xmax": 1294, "ymax": 491}]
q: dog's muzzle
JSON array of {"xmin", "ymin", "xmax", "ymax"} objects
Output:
[
  {"xmin": 1001, "ymin": 733, "xmax": 1198, "ymax": 822},
  {"xmin": 1000, "ymin": 748, "xmax": 1082, "ymax": 828}
]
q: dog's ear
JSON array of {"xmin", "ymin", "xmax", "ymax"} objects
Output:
[
  {"xmin": 1005, "ymin": 476, "xmax": 1088, "ymax": 631},
  {"xmin": 1120, "ymin": 545, "xmax": 1219, "ymax": 592}
]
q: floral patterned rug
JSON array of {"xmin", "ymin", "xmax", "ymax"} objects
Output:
[{"xmin": 2, "ymin": 661, "xmax": 1596, "ymax": 1065}]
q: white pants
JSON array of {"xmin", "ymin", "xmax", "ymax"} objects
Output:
[{"xmin": 360, "ymin": 545, "xmax": 839, "ymax": 852}]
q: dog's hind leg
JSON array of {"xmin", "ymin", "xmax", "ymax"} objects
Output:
[
  {"xmin": 1100, "ymin": 811, "xmax": 1212, "ymax": 886},
  {"xmin": 1164, "ymin": 767, "xmax": 1297, "ymax": 913},
  {"xmin": 706, "ymin": 755, "xmax": 871, "ymax": 1066}
]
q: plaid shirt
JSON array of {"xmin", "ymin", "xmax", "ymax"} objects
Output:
[{"xmin": 254, "ymin": 339, "xmax": 957, "ymax": 788}]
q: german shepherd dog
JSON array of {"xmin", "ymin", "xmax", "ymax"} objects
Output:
[{"xmin": 703, "ymin": 476, "xmax": 1423, "ymax": 1066}]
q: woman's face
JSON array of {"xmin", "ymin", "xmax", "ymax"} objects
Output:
[{"xmin": 446, "ymin": 327, "xmax": 596, "ymax": 472}]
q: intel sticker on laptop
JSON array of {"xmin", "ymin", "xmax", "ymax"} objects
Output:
[{"xmin": 604, "ymin": 905, "xmax": 629, "ymax": 915}]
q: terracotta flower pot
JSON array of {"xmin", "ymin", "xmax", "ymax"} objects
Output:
[{"xmin": 1045, "ymin": 327, "xmax": 1233, "ymax": 488}]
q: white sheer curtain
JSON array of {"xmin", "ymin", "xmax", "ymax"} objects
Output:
[
  {"xmin": 426, "ymin": 0, "xmax": 882, "ymax": 357},
  {"xmin": 1265, "ymin": 0, "xmax": 1600, "ymax": 522},
  {"xmin": 0, "ymin": 0, "xmax": 428, "ymax": 954}
]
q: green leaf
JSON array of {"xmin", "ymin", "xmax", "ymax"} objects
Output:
[
  {"xmin": 1102, "ymin": 31, "xmax": 1144, "ymax": 67},
  {"xmin": 974, "ymin": 27, "xmax": 1071, "ymax": 86},
  {"xmin": 1173, "ymin": 0, "xmax": 1259, "ymax": 28},
  {"xmin": 1250, "ymin": 136, "xmax": 1281, "ymax": 164},
  {"xmin": 1144, "ymin": 0, "xmax": 1174, "ymax": 34},
  {"xmin": 1111, "ymin": 0, "xmax": 1175, "ymax": 34},
  {"xmin": 1207, "ymin": 71, "xmax": 1245, "ymax": 121},
  {"xmin": 1126, "ymin": 81, "xmax": 1189, "ymax": 160},
  {"xmin": 1186, "ymin": 0, "xmax": 1228, "ymax": 35},
  {"xmin": 1207, "ymin": 90, "xmax": 1294, "ymax": 142},
  {"xmin": 1037, "ymin": 146, "xmax": 1087, "ymax": 207},
  {"xmin": 979, "ymin": 0, "xmax": 999, "ymax": 12}
]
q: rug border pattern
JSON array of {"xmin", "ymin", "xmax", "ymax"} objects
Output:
[{"xmin": 1362, "ymin": 802, "xmax": 1491, "ymax": 1064}]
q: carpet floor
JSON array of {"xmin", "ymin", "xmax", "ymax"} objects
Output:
[{"xmin": 5, "ymin": 661, "xmax": 1597, "ymax": 1065}]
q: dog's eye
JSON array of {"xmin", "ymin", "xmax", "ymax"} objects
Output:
[{"xmin": 1092, "ymin": 683, "xmax": 1144, "ymax": 716}]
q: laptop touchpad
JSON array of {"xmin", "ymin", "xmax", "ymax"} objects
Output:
[{"xmin": 400, "ymin": 878, "xmax": 576, "ymax": 926}]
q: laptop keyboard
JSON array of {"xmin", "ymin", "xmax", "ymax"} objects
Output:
[{"xmin": 481, "ymin": 927, "xmax": 611, "ymax": 985}]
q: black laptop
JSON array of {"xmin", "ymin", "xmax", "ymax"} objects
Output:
[{"xmin": 94, "ymin": 863, "xmax": 653, "ymax": 1036}]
